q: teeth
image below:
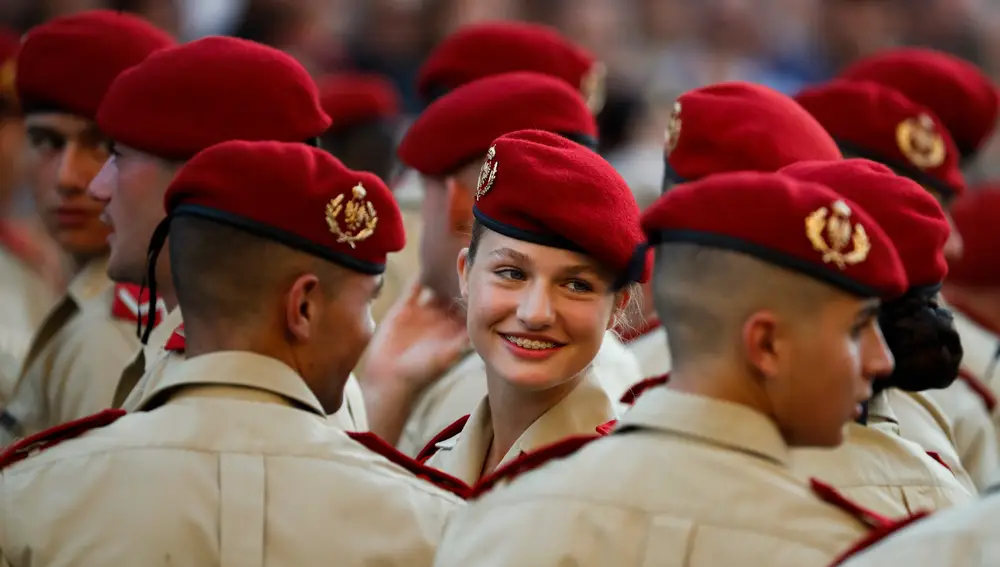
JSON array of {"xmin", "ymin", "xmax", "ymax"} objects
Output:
[{"xmin": 505, "ymin": 335, "xmax": 557, "ymax": 350}]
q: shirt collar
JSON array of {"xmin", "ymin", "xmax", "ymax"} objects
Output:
[
  {"xmin": 619, "ymin": 387, "xmax": 790, "ymax": 467},
  {"xmin": 864, "ymin": 390, "xmax": 899, "ymax": 435},
  {"xmin": 144, "ymin": 307, "xmax": 184, "ymax": 361},
  {"xmin": 144, "ymin": 351, "xmax": 327, "ymax": 417},
  {"xmin": 67, "ymin": 256, "xmax": 112, "ymax": 304}
]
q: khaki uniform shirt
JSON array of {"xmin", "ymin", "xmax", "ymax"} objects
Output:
[
  {"xmin": 433, "ymin": 387, "xmax": 872, "ymax": 567},
  {"xmin": 397, "ymin": 331, "xmax": 643, "ymax": 457},
  {"xmin": 424, "ymin": 370, "xmax": 617, "ymax": 484},
  {"xmin": 791, "ymin": 391, "xmax": 974, "ymax": 518},
  {"xmin": 120, "ymin": 315, "xmax": 369, "ymax": 431},
  {"xmin": 624, "ymin": 325, "xmax": 671, "ymax": 378},
  {"xmin": 0, "ymin": 259, "xmax": 143, "ymax": 446},
  {"xmin": 0, "ymin": 352, "xmax": 461, "ymax": 566},
  {"xmin": 0, "ymin": 247, "xmax": 57, "ymax": 400}
]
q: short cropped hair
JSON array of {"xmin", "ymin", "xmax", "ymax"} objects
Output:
[{"xmin": 652, "ymin": 243, "xmax": 837, "ymax": 369}]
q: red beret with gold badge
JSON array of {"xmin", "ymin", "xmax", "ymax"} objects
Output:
[
  {"xmin": 795, "ymin": 79, "xmax": 966, "ymax": 200},
  {"xmin": 98, "ymin": 36, "xmax": 330, "ymax": 161},
  {"xmin": 164, "ymin": 140, "xmax": 404, "ymax": 274},
  {"xmin": 15, "ymin": 10, "xmax": 174, "ymax": 120},
  {"xmin": 841, "ymin": 48, "xmax": 998, "ymax": 160},
  {"xmin": 417, "ymin": 22, "xmax": 605, "ymax": 113},
  {"xmin": 663, "ymin": 82, "xmax": 842, "ymax": 185},
  {"xmin": 947, "ymin": 186, "xmax": 1000, "ymax": 288},
  {"xmin": 318, "ymin": 73, "xmax": 400, "ymax": 130},
  {"xmin": 642, "ymin": 171, "xmax": 907, "ymax": 299},
  {"xmin": 398, "ymin": 71, "xmax": 597, "ymax": 177},
  {"xmin": 472, "ymin": 129, "xmax": 648, "ymax": 285},
  {"xmin": 781, "ymin": 159, "xmax": 949, "ymax": 289}
]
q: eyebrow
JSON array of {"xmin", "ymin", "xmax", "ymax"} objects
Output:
[
  {"xmin": 490, "ymin": 247, "xmax": 530, "ymax": 264},
  {"xmin": 854, "ymin": 301, "xmax": 881, "ymax": 324}
]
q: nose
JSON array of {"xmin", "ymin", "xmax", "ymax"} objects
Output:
[
  {"xmin": 516, "ymin": 281, "xmax": 556, "ymax": 330},
  {"xmin": 864, "ymin": 324, "xmax": 895, "ymax": 380},
  {"xmin": 943, "ymin": 211, "xmax": 964, "ymax": 262},
  {"xmin": 56, "ymin": 144, "xmax": 94, "ymax": 196},
  {"xmin": 88, "ymin": 157, "xmax": 115, "ymax": 202}
]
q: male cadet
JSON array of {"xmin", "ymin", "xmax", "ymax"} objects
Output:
[
  {"xmin": 84, "ymin": 37, "xmax": 368, "ymax": 431},
  {"xmin": 0, "ymin": 11, "xmax": 174, "ymax": 444},
  {"xmin": 316, "ymin": 72, "xmax": 413, "ymax": 324},
  {"xmin": 363, "ymin": 71, "xmax": 643, "ymax": 455},
  {"xmin": 0, "ymin": 30, "xmax": 58, "ymax": 392},
  {"xmin": 619, "ymin": 81, "xmax": 845, "ymax": 382},
  {"xmin": 795, "ymin": 79, "xmax": 994, "ymax": 490},
  {"xmin": 0, "ymin": 140, "xmax": 465, "ymax": 566},
  {"xmin": 782, "ymin": 159, "xmax": 975, "ymax": 515},
  {"xmin": 433, "ymin": 171, "xmax": 910, "ymax": 567}
]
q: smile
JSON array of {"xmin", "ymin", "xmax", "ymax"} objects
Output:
[{"xmin": 503, "ymin": 335, "xmax": 560, "ymax": 350}]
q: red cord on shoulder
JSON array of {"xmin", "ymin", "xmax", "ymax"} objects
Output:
[
  {"xmin": 347, "ymin": 431, "xmax": 471, "ymax": 498},
  {"xmin": 0, "ymin": 409, "xmax": 127, "ymax": 470}
]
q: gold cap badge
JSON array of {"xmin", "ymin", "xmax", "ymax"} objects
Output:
[
  {"xmin": 325, "ymin": 182, "xmax": 378, "ymax": 248},
  {"xmin": 476, "ymin": 145, "xmax": 498, "ymax": 201},
  {"xmin": 896, "ymin": 113, "xmax": 945, "ymax": 169},
  {"xmin": 581, "ymin": 62, "xmax": 607, "ymax": 114},
  {"xmin": 805, "ymin": 199, "xmax": 871, "ymax": 269},
  {"xmin": 664, "ymin": 101, "xmax": 682, "ymax": 155}
]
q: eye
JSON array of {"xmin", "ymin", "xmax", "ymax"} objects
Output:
[
  {"xmin": 27, "ymin": 130, "xmax": 63, "ymax": 153},
  {"xmin": 565, "ymin": 279, "xmax": 594, "ymax": 293},
  {"xmin": 494, "ymin": 267, "xmax": 525, "ymax": 282}
]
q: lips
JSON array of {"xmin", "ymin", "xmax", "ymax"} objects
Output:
[{"xmin": 52, "ymin": 207, "xmax": 99, "ymax": 228}]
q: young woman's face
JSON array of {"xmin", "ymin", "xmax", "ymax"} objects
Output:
[{"xmin": 459, "ymin": 229, "xmax": 621, "ymax": 390}]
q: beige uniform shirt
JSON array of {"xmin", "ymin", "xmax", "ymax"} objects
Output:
[
  {"xmin": 398, "ymin": 331, "xmax": 643, "ymax": 457},
  {"xmin": 423, "ymin": 370, "xmax": 617, "ymax": 484},
  {"xmin": 623, "ymin": 324, "xmax": 671, "ymax": 378},
  {"xmin": 0, "ymin": 259, "xmax": 143, "ymax": 446},
  {"xmin": 0, "ymin": 351, "xmax": 461, "ymax": 566},
  {"xmin": 792, "ymin": 391, "xmax": 973, "ymax": 518},
  {"xmin": 433, "ymin": 387, "xmax": 872, "ymax": 567},
  {"xmin": 0, "ymin": 247, "xmax": 57, "ymax": 400},
  {"xmin": 120, "ymin": 314, "xmax": 369, "ymax": 431},
  {"xmin": 834, "ymin": 490, "xmax": 1000, "ymax": 567}
]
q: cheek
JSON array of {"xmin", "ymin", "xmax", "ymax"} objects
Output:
[
  {"xmin": 466, "ymin": 277, "xmax": 517, "ymax": 332},
  {"xmin": 560, "ymin": 299, "xmax": 614, "ymax": 351}
]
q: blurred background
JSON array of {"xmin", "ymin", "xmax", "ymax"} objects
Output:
[{"xmin": 4, "ymin": 0, "xmax": 1000, "ymax": 192}]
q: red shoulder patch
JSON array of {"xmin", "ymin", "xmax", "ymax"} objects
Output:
[
  {"xmin": 957, "ymin": 368, "xmax": 997, "ymax": 412},
  {"xmin": 810, "ymin": 478, "xmax": 890, "ymax": 529},
  {"xmin": 616, "ymin": 316, "xmax": 662, "ymax": 343},
  {"xmin": 471, "ymin": 433, "xmax": 604, "ymax": 499},
  {"xmin": 925, "ymin": 451, "xmax": 952, "ymax": 474},
  {"xmin": 828, "ymin": 511, "xmax": 931, "ymax": 566},
  {"xmin": 620, "ymin": 373, "xmax": 670, "ymax": 405},
  {"xmin": 111, "ymin": 284, "xmax": 166, "ymax": 328},
  {"xmin": 164, "ymin": 324, "xmax": 185, "ymax": 352},
  {"xmin": 594, "ymin": 419, "xmax": 618, "ymax": 436},
  {"xmin": 347, "ymin": 431, "xmax": 471, "ymax": 499},
  {"xmin": 416, "ymin": 414, "xmax": 469, "ymax": 464},
  {"xmin": 0, "ymin": 408, "xmax": 126, "ymax": 470}
]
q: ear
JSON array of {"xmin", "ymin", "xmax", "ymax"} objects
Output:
[
  {"xmin": 607, "ymin": 287, "xmax": 632, "ymax": 330},
  {"xmin": 445, "ymin": 177, "xmax": 475, "ymax": 237},
  {"xmin": 741, "ymin": 310, "xmax": 782, "ymax": 379},
  {"xmin": 457, "ymin": 247, "xmax": 471, "ymax": 301},
  {"xmin": 285, "ymin": 273, "xmax": 322, "ymax": 343}
]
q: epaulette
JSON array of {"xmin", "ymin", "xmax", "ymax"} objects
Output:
[
  {"xmin": 810, "ymin": 478, "xmax": 891, "ymax": 529},
  {"xmin": 925, "ymin": 451, "xmax": 952, "ymax": 474},
  {"xmin": 828, "ymin": 511, "xmax": 931, "ymax": 566},
  {"xmin": 164, "ymin": 324, "xmax": 185, "ymax": 352},
  {"xmin": 346, "ymin": 431, "xmax": 471, "ymax": 499},
  {"xmin": 957, "ymin": 367, "xmax": 997, "ymax": 412},
  {"xmin": 615, "ymin": 316, "xmax": 662, "ymax": 343},
  {"xmin": 620, "ymin": 373, "xmax": 670, "ymax": 405},
  {"xmin": 470, "ymin": 420, "xmax": 615, "ymax": 499},
  {"xmin": 0, "ymin": 408, "xmax": 126, "ymax": 470},
  {"xmin": 415, "ymin": 414, "xmax": 469, "ymax": 463},
  {"xmin": 111, "ymin": 283, "xmax": 166, "ymax": 328}
]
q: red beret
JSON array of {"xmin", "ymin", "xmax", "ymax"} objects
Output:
[
  {"xmin": 165, "ymin": 140, "xmax": 404, "ymax": 274},
  {"xmin": 418, "ymin": 22, "xmax": 604, "ymax": 113},
  {"xmin": 97, "ymin": 36, "xmax": 330, "ymax": 161},
  {"xmin": 318, "ymin": 73, "xmax": 400, "ymax": 130},
  {"xmin": 472, "ymin": 129, "xmax": 648, "ymax": 285},
  {"xmin": 781, "ymin": 159, "xmax": 949, "ymax": 288},
  {"xmin": 840, "ymin": 48, "xmax": 998, "ymax": 160},
  {"xmin": 947, "ymin": 187, "xmax": 1000, "ymax": 288},
  {"xmin": 15, "ymin": 10, "xmax": 174, "ymax": 120},
  {"xmin": 795, "ymin": 79, "xmax": 966, "ymax": 199},
  {"xmin": 664, "ymin": 82, "xmax": 841, "ymax": 184},
  {"xmin": 642, "ymin": 171, "xmax": 907, "ymax": 299},
  {"xmin": 398, "ymin": 72, "xmax": 597, "ymax": 177}
]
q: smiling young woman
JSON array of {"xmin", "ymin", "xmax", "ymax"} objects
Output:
[{"xmin": 417, "ymin": 129, "xmax": 648, "ymax": 483}]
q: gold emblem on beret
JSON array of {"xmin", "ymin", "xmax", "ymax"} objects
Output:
[
  {"xmin": 664, "ymin": 101, "xmax": 682, "ymax": 155},
  {"xmin": 805, "ymin": 199, "xmax": 870, "ymax": 269},
  {"xmin": 581, "ymin": 62, "xmax": 607, "ymax": 114},
  {"xmin": 476, "ymin": 145, "xmax": 498, "ymax": 201},
  {"xmin": 325, "ymin": 182, "xmax": 378, "ymax": 248},
  {"xmin": 896, "ymin": 113, "xmax": 945, "ymax": 169}
]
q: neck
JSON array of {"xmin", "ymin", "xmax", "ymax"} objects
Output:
[
  {"xmin": 668, "ymin": 361, "xmax": 775, "ymax": 422},
  {"xmin": 482, "ymin": 369, "xmax": 581, "ymax": 475}
]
